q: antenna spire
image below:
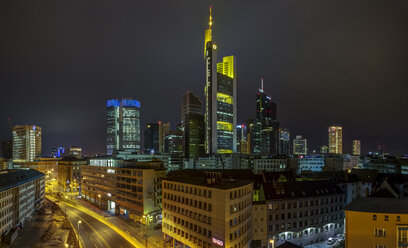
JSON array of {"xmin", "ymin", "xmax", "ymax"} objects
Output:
[
  {"xmin": 261, "ymin": 77, "xmax": 264, "ymax": 92},
  {"xmin": 209, "ymin": 5, "xmax": 213, "ymax": 29}
]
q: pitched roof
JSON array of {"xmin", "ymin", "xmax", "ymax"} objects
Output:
[
  {"xmin": 345, "ymin": 197, "xmax": 408, "ymax": 214},
  {"xmin": 263, "ymin": 180, "xmax": 343, "ymax": 200}
]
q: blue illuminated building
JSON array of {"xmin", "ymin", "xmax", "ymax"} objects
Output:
[{"xmin": 106, "ymin": 98, "xmax": 141, "ymax": 155}]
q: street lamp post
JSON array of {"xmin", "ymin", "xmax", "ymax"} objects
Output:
[
  {"xmin": 77, "ymin": 220, "xmax": 82, "ymax": 247},
  {"xmin": 64, "ymin": 195, "xmax": 68, "ymax": 215},
  {"xmin": 97, "ymin": 194, "xmax": 102, "ymax": 216},
  {"xmin": 143, "ymin": 233, "xmax": 150, "ymax": 248},
  {"xmin": 269, "ymin": 239, "xmax": 274, "ymax": 248}
]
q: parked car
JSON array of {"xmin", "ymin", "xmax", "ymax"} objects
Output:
[
  {"xmin": 335, "ymin": 234, "xmax": 345, "ymax": 241},
  {"xmin": 327, "ymin": 237, "xmax": 337, "ymax": 245},
  {"xmin": 154, "ymin": 224, "xmax": 162, "ymax": 230}
]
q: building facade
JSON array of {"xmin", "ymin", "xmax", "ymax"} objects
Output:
[
  {"xmin": 328, "ymin": 126, "xmax": 343, "ymax": 154},
  {"xmin": 345, "ymin": 197, "xmax": 408, "ymax": 248},
  {"xmin": 81, "ymin": 160, "xmax": 166, "ymax": 224},
  {"xmin": 12, "ymin": 125, "xmax": 42, "ymax": 162},
  {"xmin": 253, "ymin": 158, "xmax": 288, "ymax": 175},
  {"xmin": 293, "ymin": 136, "xmax": 307, "ymax": 156},
  {"xmin": 162, "ymin": 170, "xmax": 253, "ymax": 248},
  {"xmin": 0, "ymin": 169, "xmax": 45, "ymax": 242},
  {"xmin": 204, "ymin": 7, "xmax": 237, "ymax": 155},
  {"xmin": 352, "ymin": 140, "xmax": 361, "ymax": 156},
  {"xmin": 106, "ymin": 98, "xmax": 141, "ymax": 155},
  {"xmin": 182, "ymin": 91, "xmax": 205, "ymax": 159},
  {"xmin": 278, "ymin": 129, "xmax": 290, "ymax": 156},
  {"xmin": 144, "ymin": 123, "xmax": 160, "ymax": 154}
]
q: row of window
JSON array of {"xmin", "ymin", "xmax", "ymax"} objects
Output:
[
  {"xmin": 373, "ymin": 214, "xmax": 401, "ymax": 222},
  {"xmin": 268, "ymin": 206, "xmax": 342, "ymax": 221},
  {"xmin": 163, "ymin": 182, "xmax": 213, "ymax": 198},
  {"xmin": 269, "ymin": 220, "xmax": 340, "ymax": 232},
  {"xmin": 163, "ymin": 222, "xmax": 214, "ymax": 248},
  {"xmin": 267, "ymin": 196, "xmax": 344, "ymax": 210},
  {"xmin": 164, "ymin": 193, "xmax": 212, "ymax": 212},
  {"xmin": 163, "ymin": 203, "xmax": 212, "ymax": 225},
  {"xmin": 230, "ymin": 198, "xmax": 251, "ymax": 214},
  {"xmin": 230, "ymin": 209, "xmax": 251, "ymax": 228},
  {"xmin": 272, "ymin": 223, "xmax": 341, "ymax": 242}
]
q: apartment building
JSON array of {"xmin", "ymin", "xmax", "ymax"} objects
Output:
[
  {"xmin": 261, "ymin": 180, "xmax": 345, "ymax": 247},
  {"xmin": 162, "ymin": 170, "xmax": 253, "ymax": 248},
  {"xmin": 253, "ymin": 157, "xmax": 288, "ymax": 175},
  {"xmin": 345, "ymin": 197, "xmax": 408, "ymax": 248},
  {"xmin": 0, "ymin": 169, "xmax": 45, "ymax": 241},
  {"xmin": 81, "ymin": 159, "xmax": 165, "ymax": 224}
]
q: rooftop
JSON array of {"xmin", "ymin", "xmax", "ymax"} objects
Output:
[
  {"xmin": 165, "ymin": 170, "xmax": 253, "ymax": 190},
  {"xmin": 263, "ymin": 180, "xmax": 343, "ymax": 200},
  {"xmin": 344, "ymin": 197, "xmax": 408, "ymax": 214},
  {"xmin": 0, "ymin": 169, "xmax": 45, "ymax": 192}
]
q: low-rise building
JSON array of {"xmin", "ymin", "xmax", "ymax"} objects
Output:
[
  {"xmin": 253, "ymin": 157, "xmax": 288, "ymax": 174},
  {"xmin": 289, "ymin": 156, "xmax": 325, "ymax": 174},
  {"xmin": 345, "ymin": 197, "xmax": 408, "ymax": 248},
  {"xmin": 162, "ymin": 170, "xmax": 253, "ymax": 248},
  {"xmin": 81, "ymin": 160, "xmax": 166, "ymax": 224},
  {"xmin": 56, "ymin": 158, "xmax": 87, "ymax": 193},
  {"xmin": 0, "ymin": 169, "xmax": 45, "ymax": 241},
  {"xmin": 261, "ymin": 180, "xmax": 345, "ymax": 247}
]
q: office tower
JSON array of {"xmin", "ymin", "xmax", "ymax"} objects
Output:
[
  {"xmin": 164, "ymin": 130, "xmax": 183, "ymax": 156},
  {"xmin": 245, "ymin": 119, "xmax": 254, "ymax": 154},
  {"xmin": 236, "ymin": 124, "xmax": 248, "ymax": 154},
  {"xmin": 328, "ymin": 125, "xmax": 343, "ymax": 154},
  {"xmin": 159, "ymin": 122, "xmax": 170, "ymax": 153},
  {"xmin": 352, "ymin": 140, "xmax": 361, "ymax": 155},
  {"xmin": 256, "ymin": 78, "xmax": 279, "ymax": 156},
  {"xmin": 1, "ymin": 140, "xmax": 12, "ymax": 159},
  {"xmin": 293, "ymin": 135, "xmax": 307, "ymax": 155},
  {"xmin": 12, "ymin": 125, "xmax": 42, "ymax": 162},
  {"xmin": 182, "ymin": 91, "xmax": 205, "ymax": 159},
  {"xmin": 69, "ymin": 146, "xmax": 83, "ymax": 159},
  {"xmin": 204, "ymin": 6, "xmax": 237, "ymax": 154},
  {"xmin": 106, "ymin": 98, "xmax": 141, "ymax": 155},
  {"xmin": 52, "ymin": 147, "xmax": 65, "ymax": 158},
  {"xmin": 320, "ymin": 145, "xmax": 328, "ymax": 154},
  {"xmin": 278, "ymin": 128, "xmax": 290, "ymax": 156},
  {"xmin": 144, "ymin": 123, "xmax": 159, "ymax": 154}
]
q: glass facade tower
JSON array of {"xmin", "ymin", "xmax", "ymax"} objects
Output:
[{"xmin": 106, "ymin": 98, "xmax": 141, "ymax": 155}]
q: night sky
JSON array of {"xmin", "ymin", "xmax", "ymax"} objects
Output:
[{"xmin": 1, "ymin": 0, "xmax": 408, "ymax": 156}]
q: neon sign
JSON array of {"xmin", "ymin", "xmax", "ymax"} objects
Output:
[{"xmin": 212, "ymin": 237, "xmax": 224, "ymax": 247}]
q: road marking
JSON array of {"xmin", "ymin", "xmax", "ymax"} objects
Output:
[{"xmin": 66, "ymin": 207, "xmax": 111, "ymax": 248}]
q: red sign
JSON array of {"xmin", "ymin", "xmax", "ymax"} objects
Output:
[{"xmin": 212, "ymin": 237, "xmax": 224, "ymax": 247}]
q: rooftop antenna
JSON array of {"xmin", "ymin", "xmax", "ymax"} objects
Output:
[{"xmin": 260, "ymin": 77, "xmax": 264, "ymax": 92}]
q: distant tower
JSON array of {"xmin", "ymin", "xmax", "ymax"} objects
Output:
[
  {"xmin": 12, "ymin": 125, "xmax": 42, "ymax": 161},
  {"xmin": 182, "ymin": 91, "xmax": 205, "ymax": 159},
  {"xmin": 144, "ymin": 123, "xmax": 159, "ymax": 154},
  {"xmin": 293, "ymin": 135, "xmax": 307, "ymax": 156},
  {"xmin": 328, "ymin": 125, "xmax": 343, "ymax": 154},
  {"xmin": 278, "ymin": 129, "xmax": 290, "ymax": 156},
  {"xmin": 352, "ymin": 140, "xmax": 361, "ymax": 155},
  {"xmin": 159, "ymin": 122, "xmax": 170, "ymax": 153},
  {"xmin": 106, "ymin": 98, "xmax": 141, "ymax": 155},
  {"xmin": 256, "ymin": 78, "xmax": 279, "ymax": 156},
  {"xmin": 204, "ymin": 6, "xmax": 237, "ymax": 154}
]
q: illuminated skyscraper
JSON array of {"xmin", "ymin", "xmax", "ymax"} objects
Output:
[
  {"xmin": 182, "ymin": 91, "xmax": 205, "ymax": 159},
  {"xmin": 144, "ymin": 123, "xmax": 159, "ymax": 154},
  {"xmin": 328, "ymin": 125, "xmax": 343, "ymax": 154},
  {"xmin": 159, "ymin": 122, "xmax": 170, "ymax": 153},
  {"xmin": 12, "ymin": 125, "xmax": 42, "ymax": 161},
  {"xmin": 278, "ymin": 128, "xmax": 290, "ymax": 156},
  {"xmin": 106, "ymin": 98, "xmax": 141, "ymax": 155},
  {"xmin": 256, "ymin": 78, "xmax": 279, "ymax": 156},
  {"xmin": 352, "ymin": 140, "xmax": 361, "ymax": 155},
  {"xmin": 204, "ymin": 6, "xmax": 237, "ymax": 154},
  {"xmin": 293, "ymin": 135, "xmax": 307, "ymax": 155}
]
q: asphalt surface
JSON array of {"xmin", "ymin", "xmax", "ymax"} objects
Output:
[{"xmin": 64, "ymin": 204, "xmax": 135, "ymax": 248}]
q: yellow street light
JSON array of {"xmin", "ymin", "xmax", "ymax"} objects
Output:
[
  {"xmin": 65, "ymin": 243, "xmax": 68, "ymax": 248},
  {"xmin": 269, "ymin": 239, "xmax": 274, "ymax": 248}
]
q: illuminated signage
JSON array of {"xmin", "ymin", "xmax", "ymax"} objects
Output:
[{"xmin": 212, "ymin": 237, "xmax": 224, "ymax": 247}]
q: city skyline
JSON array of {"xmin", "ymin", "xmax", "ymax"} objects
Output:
[{"xmin": 1, "ymin": 1, "xmax": 408, "ymax": 156}]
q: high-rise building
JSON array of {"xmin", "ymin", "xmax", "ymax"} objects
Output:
[
  {"xmin": 144, "ymin": 123, "xmax": 159, "ymax": 154},
  {"xmin": 1, "ymin": 140, "xmax": 12, "ymax": 159},
  {"xmin": 293, "ymin": 135, "xmax": 307, "ymax": 155},
  {"xmin": 278, "ymin": 128, "xmax": 290, "ymax": 156},
  {"xmin": 236, "ymin": 124, "xmax": 248, "ymax": 154},
  {"xmin": 181, "ymin": 91, "xmax": 205, "ymax": 159},
  {"xmin": 69, "ymin": 146, "xmax": 83, "ymax": 159},
  {"xmin": 328, "ymin": 125, "xmax": 343, "ymax": 154},
  {"xmin": 106, "ymin": 98, "xmax": 141, "ymax": 155},
  {"xmin": 352, "ymin": 140, "xmax": 361, "ymax": 155},
  {"xmin": 52, "ymin": 147, "xmax": 65, "ymax": 158},
  {"xmin": 204, "ymin": 6, "xmax": 237, "ymax": 155},
  {"xmin": 164, "ymin": 130, "xmax": 183, "ymax": 156},
  {"xmin": 245, "ymin": 119, "xmax": 254, "ymax": 154},
  {"xmin": 256, "ymin": 78, "xmax": 279, "ymax": 156},
  {"xmin": 12, "ymin": 125, "xmax": 42, "ymax": 162},
  {"xmin": 159, "ymin": 122, "xmax": 171, "ymax": 154}
]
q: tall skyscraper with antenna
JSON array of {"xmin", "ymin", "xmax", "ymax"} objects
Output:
[{"xmin": 204, "ymin": 6, "xmax": 237, "ymax": 154}]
